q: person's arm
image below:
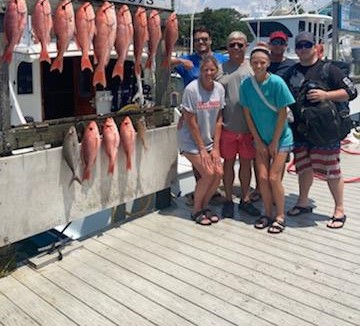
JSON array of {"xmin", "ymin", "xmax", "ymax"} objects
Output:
[
  {"xmin": 268, "ymin": 107, "xmax": 287, "ymax": 157},
  {"xmin": 307, "ymin": 88, "xmax": 349, "ymax": 103},
  {"xmin": 183, "ymin": 110, "xmax": 213, "ymax": 173},
  {"xmin": 210, "ymin": 110, "xmax": 223, "ymax": 174},
  {"xmin": 243, "ymin": 107, "xmax": 267, "ymax": 159},
  {"xmin": 170, "ymin": 57, "xmax": 194, "ymax": 70}
]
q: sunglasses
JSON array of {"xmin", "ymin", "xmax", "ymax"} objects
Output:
[
  {"xmin": 194, "ymin": 37, "xmax": 209, "ymax": 43},
  {"xmin": 228, "ymin": 42, "xmax": 245, "ymax": 49},
  {"xmin": 270, "ymin": 39, "xmax": 286, "ymax": 46},
  {"xmin": 295, "ymin": 41, "xmax": 314, "ymax": 49}
]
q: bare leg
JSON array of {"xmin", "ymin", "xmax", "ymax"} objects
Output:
[
  {"xmin": 269, "ymin": 152, "xmax": 288, "ymax": 220},
  {"xmin": 327, "ymin": 177, "xmax": 345, "ymax": 227},
  {"xmin": 296, "ymin": 169, "xmax": 313, "ymax": 207},
  {"xmin": 255, "ymin": 152, "xmax": 273, "ymax": 217},
  {"xmin": 239, "ymin": 157, "xmax": 252, "ymax": 202},
  {"xmin": 223, "ymin": 158, "xmax": 235, "ymax": 201}
]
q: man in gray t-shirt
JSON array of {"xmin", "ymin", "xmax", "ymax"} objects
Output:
[{"xmin": 218, "ymin": 31, "xmax": 260, "ymax": 219}]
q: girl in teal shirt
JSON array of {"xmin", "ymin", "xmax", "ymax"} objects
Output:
[{"xmin": 240, "ymin": 43, "xmax": 295, "ymax": 234}]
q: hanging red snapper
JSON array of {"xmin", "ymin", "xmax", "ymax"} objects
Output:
[
  {"xmin": 81, "ymin": 121, "xmax": 101, "ymax": 181},
  {"xmin": 112, "ymin": 5, "xmax": 133, "ymax": 80},
  {"xmin": 1, "ymin": 0, "xmax": 27, "ymax": 64},
  {"xmin": 162, "ymin": 12, "xmax": 178, "ymax": 68},
  {"xmin": 145, "ymin": 10, "xmax": 161, "ymax": 70},
  {"xmin": 93, "ymin": 1, "xmax": 117, "ymax": 88},
  {"xmin": 50, "ymin": 0, "xmax": 75, "ymax": 73},
  {"xmin": 75, "ymin": 2, "xmax": 96, "ymax": 72},
  {"xmin": 32, "ymin": 0, "xmax": 52, "ymax": 64},
  {"xmin": 120, "ymin": 116, "xmax": 136, "ymax": 171},
  {"xmin": 133, "ymin": 7, "xmax": 148, "ymax": 77},
  {"xmin": 102, "ymin": 117, "xmax": 120, "ymax": 175}
]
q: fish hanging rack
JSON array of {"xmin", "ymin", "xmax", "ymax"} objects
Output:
[
  {"xmin": 2, "ymin": 106, "xmax": 174, "ymax": 156},
  {"xmin": 0, "ymin": 0, "xmax": 177, "ymax": 156}
]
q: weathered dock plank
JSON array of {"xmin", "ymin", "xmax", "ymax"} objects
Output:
[
  {"xmin": 0, "ymin": 292, "xmax": 39, "ymax": 326},
  {"xmin": 56, "ymin": 254, "xmax": 193, "ymax": 326},
  {"xmin": 0, "ymin": 276, "xmax": 76, "ymax": 326},
  {"xmin": 12, "ymin": 268, "xmax": 116, "ymax": 326}
]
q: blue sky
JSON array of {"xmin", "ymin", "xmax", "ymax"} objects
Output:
[{"xmin": 175, "ymin": 0, "xmax": 331, "ymax": 16}]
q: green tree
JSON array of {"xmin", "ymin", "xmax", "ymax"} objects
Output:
[{"xmin": 177, "ymin": 8, "xmax": 252, "ymax": 51}]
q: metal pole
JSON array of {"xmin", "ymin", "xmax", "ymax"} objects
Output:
[
  {"xmin": 190, "ymin": 12, "xmax": 194, "ymax": 54},
  {"xmin": 332, "ymin": 0, "xmax": 339, "ymax": 59}
]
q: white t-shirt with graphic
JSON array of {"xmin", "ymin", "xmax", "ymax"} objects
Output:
[{"xmin": 177, "ymin": 79, "xmax": 225, "ymax": 154}]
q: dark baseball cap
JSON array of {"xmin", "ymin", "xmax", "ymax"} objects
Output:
[{"xmin": 295, "ymin": 32, "xmax": 315, "ymax": 44}]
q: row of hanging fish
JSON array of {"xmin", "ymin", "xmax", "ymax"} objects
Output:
[
  {"xmin": 1, "ymin": 0, "xmax": 179, "ymax": 88},
  {"xmin": 62, "ymin": 116, "xmax": 148, "ymax": 187}
]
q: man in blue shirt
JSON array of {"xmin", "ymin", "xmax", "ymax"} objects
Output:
[{"xmin": 172, "ymin": 26, "xmax": 227, "ymax": 86}]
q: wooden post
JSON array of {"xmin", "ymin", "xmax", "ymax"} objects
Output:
[{"xmin": 0, "ymin": 12, "xmax": 11, "ymax": 155}]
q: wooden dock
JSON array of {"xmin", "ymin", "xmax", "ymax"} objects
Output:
[{"xmin": 0, "ymin": 150, "xmax": 359, "ymax": 326}]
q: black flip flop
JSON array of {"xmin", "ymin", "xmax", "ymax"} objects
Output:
[
  {"xmin": 254, "ymin": 215, "xmax": 273, "ymax": 229},
  {"xmin": 268, "ymin": 219, "xmax": 286, "ymax": 234},
  {"xmin": 327, "ymin": 215, "xmax": 347, "ymax": 229},
  {"xmin": 287, "ymin": 205, "xmax": 312, "ymax": 216}
]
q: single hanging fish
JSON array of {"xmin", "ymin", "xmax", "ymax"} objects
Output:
[
  {"xmin": 62, "ymin": 126, "xmax": 82, "ymax": 186},
  {"xmin": 32, "ymin": 0, "xmax": 53, "ymax": 64}
]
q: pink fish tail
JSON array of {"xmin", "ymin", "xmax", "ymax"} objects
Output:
[
  {"xmin": 50, "ymin": 56, "xmax": 64, "ymax": 73},
  {"xmin": 134, "ymin": 62, "xmax": 142, "ymax": 77},
  {"xmin": 112, "ymin": 62, "xmax": 124, "ymax": 80},
  {"xmin": 145, "ymin": 58, "xmax": 152, "ymax": 70},
  {"xmin": 108, "ymin": 161, "xmax": 115, "ymax": 175},
  {"xmin": 1, "ymin": 49, "xmax": 13, "ymax": 64},
  {"xmin": 126, "ymin": 156, "xmax": 132, "ymax": 170},
  {"xmin": 93, "ymin": 68, "xmax": 106, "ymax": 87},
  {"xmin": 82, "ymin": 168, "xmax": 91, "ymax": 181},
  {"xmin": 40, "ymin": 48, "xmax": 51, "ymax": 64},
  {"xmin": 161, "ymin": 56, "xmax": 170, "ymax": 69},
  {"xmin": 81, "ymin": 56, "xmax": 93, "ymax": 72}
]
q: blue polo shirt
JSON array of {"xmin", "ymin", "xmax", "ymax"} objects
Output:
[{"xmin": 175, "ymin": 52, "xmax": 228, "ymax": 86}]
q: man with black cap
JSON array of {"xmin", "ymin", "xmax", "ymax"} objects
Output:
[
  {"xmin": 283, "ymin": 31, "xmax": 357, "ymax": 229},
  {"xmin": 268, "ymin": 31, "xmax": 296, "ymax": 78}
]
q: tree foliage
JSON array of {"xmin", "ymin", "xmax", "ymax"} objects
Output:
[{"xmin": 177, "ymin": 7, "xmax": 253, "ymax": 51}]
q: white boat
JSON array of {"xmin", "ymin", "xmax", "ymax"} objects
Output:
[{"xmin": 241, "ymin": 1, "xmax": 360, "ymax": 117}]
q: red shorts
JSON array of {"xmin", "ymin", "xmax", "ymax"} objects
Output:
[{"xmin": 220, "ymin": 129, "xmax": 255, "ymax": 160}]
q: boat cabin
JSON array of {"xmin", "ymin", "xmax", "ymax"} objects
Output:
[{"xmin": 241, "ymin": 13, "xmax": 333, "ymax": 59}]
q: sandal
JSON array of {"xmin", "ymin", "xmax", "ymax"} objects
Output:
[
  {"xmin": 287, "ymin": 205, "xmax": 312, "ymax": 216},
  {"xmin": 268, "ymin": 219, "xmax": 286, "ymax": 234},
  {"xmin": 249, "ymin": 191, "xmax": 261, "ymax": 202},
  {"xmin": 327, "ymin": 215, "xmax": 347, "ymax": 229},
  {"xmin": 203, "ymin": 208, "xmax": 220, "ymax": 223},
  {"xmin": 239, "ymin": 200, "xmax": 261, "ymax": 217},
  {"xmin": 254, "ymin": 215, "xmax": 273, "ymax": 229},
  {"xmin": 191, "ymin": 211, "xmax": 211, "ymax": 226}
]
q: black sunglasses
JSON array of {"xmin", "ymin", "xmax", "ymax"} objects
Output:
[
  {"xmin": 295, "ymin": 41, "xmax": 314, "ymax": 49},
  {"xmin": 270, "ymin": 39, "xmax": 286, "ymax": 46},
  {"xmin": 194, "ymin": 37, "xmax": 209, "ymax": 43},
  {"xmin": 228, "ymin": 42, "xmax": 245, "ymax": 49}
]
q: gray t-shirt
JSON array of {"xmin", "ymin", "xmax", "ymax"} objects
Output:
[
  {"xmin": 177, "ymin": 79, "xmax": 225, "ymax": 154},
  {"xmin": 218, "ymin": 60, "xmax": 252, "ymax": 133}
]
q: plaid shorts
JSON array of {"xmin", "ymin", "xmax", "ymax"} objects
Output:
[{"xmin": 293, "ymin": 141, "xmax": 341, "ymax": 179}]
